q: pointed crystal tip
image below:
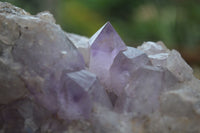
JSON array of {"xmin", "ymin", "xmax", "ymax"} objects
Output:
[{"xmin": 89, "ymin": 21, "xmax": 126, "ymax": 52}]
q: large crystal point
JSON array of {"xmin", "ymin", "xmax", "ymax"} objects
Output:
[
  {"xmin": 109, "ymin": 47, "xmax": 151, "ymax": 95},
  {"xmin": 89, "ymin": 22, "xmax": 127, "ymax": 87},
  {"xmin": 57, "ymin": 70, "xmax": 112, "ymax": 120}
]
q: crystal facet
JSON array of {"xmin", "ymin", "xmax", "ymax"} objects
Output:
[{"xmin": 58, "ymin": 70, "xmax": 112, "ymax": 120}]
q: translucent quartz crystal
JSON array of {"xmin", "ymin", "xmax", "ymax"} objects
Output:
[
  {"xmin": 115, "ymin": 65, "xmax": 178, "ymax": 115},
  {"xmin": 138, "ymin": 41, "xmax": 193, "ymax": 82},
  {"xmin": 67, "ymin": 33, "xmax": 90, "ymax": 66},
  {"xmin": 58, "ymin": 70, "xmax": 112, "ymax": 120},
  {"xmin": 89, "ymin": 22, "xmax": 127, "ymax": 87},
  {"xmin": 138, "ymin": 41, "xmax": 169, "ymax": 66},
  {"xmin": 166, "ymin": 50, "xmax": 193, "ymax": 82},
  {"xmin": 109, "ymin": 47, "xmax": 151, "ymax": 96},
  {"xmin": 138, "ymin": 41, "xmax": 168, "ymax": 55}
]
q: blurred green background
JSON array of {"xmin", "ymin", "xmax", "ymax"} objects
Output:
[{"xmin": 1, "ymin": 0, "xmax": 200, "ymax": 78}]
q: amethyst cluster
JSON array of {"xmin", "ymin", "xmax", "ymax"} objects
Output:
[{"xmin": 1, "ymin": 2, "xmax": 200, "ymax": 133}]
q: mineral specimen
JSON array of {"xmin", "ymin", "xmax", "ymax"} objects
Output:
[{"xmin": 0, "ymin": 2, "xmax": 200, "ymax": 133}]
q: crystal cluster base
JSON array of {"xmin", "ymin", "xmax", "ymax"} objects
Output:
[{"xmin": 0, "ymin": 2, "xmax": 200, "ymax": 133}]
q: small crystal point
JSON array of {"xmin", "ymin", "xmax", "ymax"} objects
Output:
[{"xmin": 89, "ymin": 22, "xmax": 127, "ymax": 87}]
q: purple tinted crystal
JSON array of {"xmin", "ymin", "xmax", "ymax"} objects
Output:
[
  {"xmin": 89, "ymin": 80, "xmax": 113, "ymax": 109},
  {"xmin": 115, "ymin": 65, "xmax": 178, "ymax": 115},
  {"xmin": 110, "ymin": 47, "xmax": 151, "ymax": 95},
  {"xmin": 57, "ymin": 70, "xmax": 112, "ymax": 120},
  {"xmin": 89, "ymin": 22, "xmax": 127, "ymax": 86}
]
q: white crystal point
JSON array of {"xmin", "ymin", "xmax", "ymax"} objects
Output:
[
  {"xmin": 67, "ymin": 33, "xmax": 90, "ymax": 66},
  {"xmin": 89, "ymin": 22, "xmax": 127, "ymax": 87},
  {"xmin": 138, "ymin": 41, "xmax": 193, "ymax": 82},
  {"xmin": 138, "ymin": 41, "xmax": 169, "ymax": 66},
  {"xmin": 166, "ymin": 50, "xmax": 193, "ymax": 82},
  {"xmin": 138, "ymin": 41, "xmax": 168, "ymax": 55},
  {"xmin": 109, "ymin": 47, "xmax": 151, "ymax": 95}
]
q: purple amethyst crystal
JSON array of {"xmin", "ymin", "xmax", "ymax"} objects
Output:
[
  {"xmin": 57, "ymin": 70, "xmax": 112, "ymax": 120},
  {"xmin": 89, "ymin": 22, "xmax": 127, "ymax": 87}
]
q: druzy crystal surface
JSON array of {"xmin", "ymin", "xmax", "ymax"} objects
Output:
[{"xmin": 1, "ymin": 2, "xmax": 200, "ymax": 133}]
